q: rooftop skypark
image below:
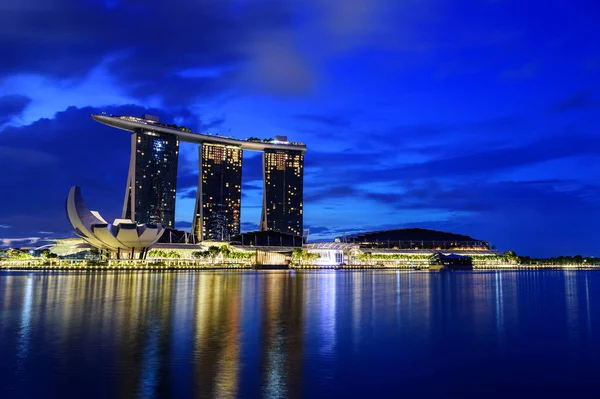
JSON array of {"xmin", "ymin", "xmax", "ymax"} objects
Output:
[{"xmin": 92, "ymin": 114, "xmax": 306, "ymax": 151}]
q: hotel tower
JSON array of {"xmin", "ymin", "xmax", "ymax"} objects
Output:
[{"xmin": 92, "ymin": 114, "xmax": 306, "ymax": 240}]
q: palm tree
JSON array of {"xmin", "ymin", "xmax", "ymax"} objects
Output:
[
  {"xmin": 207, "ymin": 246, "xmax": 221, "ymax": 264},
  {"xmin": 219, "ymin": 245, "xmax": 232, "ymax": 260},
  {"xmin": 358, "ymin": 252, "xmax": 373, "ymax": 265},
  {"xmin": 292, "ymin": 248, "xmax": 304, "ymax": 265},
  {"xmin": 503, "ymin": 250, "xmax": 519, "ymax": 264}
]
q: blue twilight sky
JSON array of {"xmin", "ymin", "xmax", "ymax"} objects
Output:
[{"xmin": 1, "ymin": 0, "xmax": 599, "ymax": 256}]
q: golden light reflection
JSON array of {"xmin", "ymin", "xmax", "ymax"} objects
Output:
[
  {"xmin": 0, "ymin": 270, "xmax": 597, "ymax": 397},
  {"xmin": 564, "ymin": 271, "xmax": 580, "ymax": 341}
]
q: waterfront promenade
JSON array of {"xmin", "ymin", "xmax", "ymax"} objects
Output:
[{"xmin": 1, "ymin": 258, "xmax": 597, "ymax": 271}]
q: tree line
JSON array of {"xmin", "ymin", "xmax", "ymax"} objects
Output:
[
  {"xmin": 291, "ymin": 248, "xmax": 319, "ymax": 264},
  {"xmin": 191, "ymin": 245, "xmax": 253, "ymax": 262}
]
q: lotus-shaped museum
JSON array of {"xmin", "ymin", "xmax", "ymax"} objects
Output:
[{"xmin": 66, "ymin": 186, "xmax": 165, "ymax": 258}]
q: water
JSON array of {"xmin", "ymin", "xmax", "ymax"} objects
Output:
[{"xmin": 1, "ymin": 270, "xmax": 599, "ymax": 398}]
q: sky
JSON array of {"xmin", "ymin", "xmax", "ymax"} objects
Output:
[{"xmin": 1, "ymin": 0, "xmax": 599, "ymax": 257}]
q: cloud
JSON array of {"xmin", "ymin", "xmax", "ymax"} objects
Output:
[
  {"xmin": 0, "ymin": 94, "xmax": 30, "ymax": 125},
  {"xmin": 201, "ymin": 117, "xmax": 227, "ymax": 132},
  {"xmin": 0, "ymin": 0, "xmax": 317, "ymax": 105},
  {"xmin": 315, "ymin": 0, "xmax": 397, "ymax": 42},
  {"xmin": 0, "ymin": 0, "xmax": 432, "ymax": 109},
  {"xmin": 551, "ymin": 91, "xmax": 600, "ymax": 113},
  {"xmin": 241, "ymin": 222, "xmax": 260, "ymax": 232},
  {"xmin": 0, "ymin": 62, "xmax": 136, "ymax": 125},
  {"xmin": 175, "ymin": 221, "xmax": 192, "ymax": 229},
  {"xmin": 242, "ymin": 31, "xmax": 315, "ymax": 95},
  {"xmin": 0, "ymin": 237, "xmax": 52, "ymax": 248},
  {"xmin": 0, "ymin": 146, "xmax": 58, "ymax": 167},
  {"xmin": 305, "ymin": 186, "xmax": 360, "ymax": 202},
  {"xmin": 345, "ymin": 132, "xmax": 600, "ymax": 182},
  {"xmin": 0, "ymin": 2, "xmax": 240, "ymax": 110},
  {"xmin": 179, "ymin": 189, "xmax": 198, "ymax": 201},
  {"xmin": 303, "ymin": 178, "xmax": 600, "ymax": 256},
  {"xmin": 305, "ymin": 225, "xmax": 365, "ymax": 237},
  {"xmin": 0, "ymin": 104, "xmax": 159, "ymax": 237},
  {"xmin": 0, "ymin": 224, "xmax": 10, "ymax": 229}
]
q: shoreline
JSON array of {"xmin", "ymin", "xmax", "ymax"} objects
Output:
[{"xmin": 1, "ymin": 264, "xmax": 598, "ymax": 272}]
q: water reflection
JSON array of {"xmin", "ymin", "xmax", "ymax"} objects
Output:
[
  {"xmin": 17, "ymin": 277, "xmax": 33, "ymax": 365},
  {"xmin": 565, "ymin": 271, "xmax": 580, "ymax": 341},
  {"xmin": 0, "ymin": 270, "xmax": 599, "ymax": 398},
  {"xmin": 585, "ymin": 274, "xmax": 592, "ymax": 336},
  {"xmin": 494, "ymin": 271, "xmax": 505, "ymax": 343}
]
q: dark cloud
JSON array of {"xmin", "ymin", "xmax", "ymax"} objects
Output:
[
  {"xmin": 241, "ymin": 182, "xmax": 263, "ymax": 200},
  {"xmin": 399, "ymin": 134, "xmax": 598, "ymax": 178},
  {"xmin": 389, "ymin": 180, "xmax": 600, "ymax": 215},
  {"xmin": 175, "ymin": 221, "xmax": 192, "ymax": 229},
  {"xmin": 299, "ymin": 114, "xmax": 532, "ymax": 179},
  {"xmin": 0, "ymin": 0, "xmax": 453, "ymax": 106},
  {"xmin": 0, "ymin": 0, "xmax": 312, "ymax": 105},
  {"xmin": 0, "ymin": 104, "xmax": 157, "ymax": 236},
  {"xmin": 0, "ymin": 95, "xmax": 31, "ymax": 124},
  {"xmin": 177, "ymin": 172, "xmax": 199, "ymax": 198},
  {"xmin": 305, "ymin": 226, "xmax": 332, "ymax": 234},
  {"xmin": 243, "ymin": 181, "xmax": 263, "ymax": 190},
  {"xmin": 201, "ymin": 117, "xmax": 227, "ymax": 132},
  {"xmin": 304, "ymin": 178, "xmax": 600, "ymax": 256},
  {"xmin": 327, "ymin": 131, "xmax": 600, "ymax": 184},
  {"xmin": 551, "ymin": 91, "xmax": 600, "ymax": 113},
  {"xmin": 179, "ymin": 189, "xmax": 197, "ymax": 201},
  {"xmin": 304, "ymin": 149, "xmax": 380, "ymax": 171},
  {"xmin": 305, "ymin": 225, "xmax": 364, "ymax": 237},
  {"xmin": 241, "ymin": 222, "xmax": 259, "ymax": 232},
  {"xmin": 305, "ymin": 186, "xmax": 360, "ymax": 202},
  {"xmin": 123, "ymin": 71, "xmax": 235, "ymax": 107}
]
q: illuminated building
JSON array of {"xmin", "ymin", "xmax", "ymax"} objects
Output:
[
  {"xmin": 66, "ymin": 186, "xmax": 165, "ymax": 259},
  {"xmin": 192, "ymin": 143, "xmax": 242, "ymax": 241},
  {"xmin": 260, "ymin": 149, "xmax": 304, "ymax": 236},
  {"xmin": 122, "ymin": 115, "xmax": 179, "ymax": 228},
  {"xmin": 92, "ymin": 114, "xmax": 307, "ymax": 241},
  {"xmin": 344, "ymin": 228, "xmax": 491, "ymax": 250}
]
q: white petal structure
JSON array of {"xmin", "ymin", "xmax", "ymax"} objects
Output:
[{"xmin": 66, "ymin": 186, "xmax": 165, "ymax": 253}]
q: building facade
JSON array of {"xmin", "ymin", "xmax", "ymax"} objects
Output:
[
  {"xmin": 93, "ymin": 114, "xmax": 307, "ymax": 241},
  {"xmin": 66, "ymin": 186, "xmax": 165, "ymax": 260},
  {"xmin": 123, "ymin": 129, "xmax": 179, "ymax": 228},
  {"xmin": 344, "ymin": 228, "xmax": 491, "ymax": 250},
  {"xmin": 261, "ymin": 149, "xmax": 304, "ymax": 236},
  {"xmin": 192, "ymin": 143, "xmax": 242, "ymax": 241}
]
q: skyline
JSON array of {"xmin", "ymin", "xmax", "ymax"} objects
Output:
[{"xmin": 1, "ymin": 0, "xmax": 600, "ymax": 256}]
